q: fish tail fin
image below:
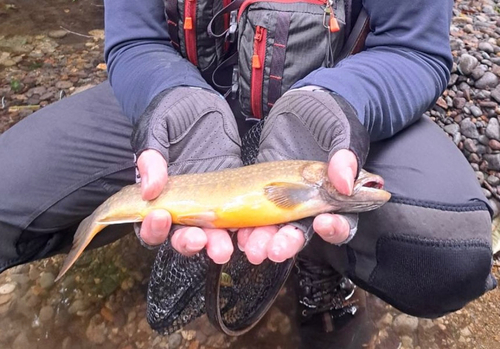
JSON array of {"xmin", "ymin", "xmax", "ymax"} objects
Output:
[{"xmin": 55, "ymin": 212, "xmax": 106, "ymax": 281}]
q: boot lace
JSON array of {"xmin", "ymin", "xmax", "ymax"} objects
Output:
[{"xmin": 296, "ymin": 257, "xmax": 358, "ymax": 320}]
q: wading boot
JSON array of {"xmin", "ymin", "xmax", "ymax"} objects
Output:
[{"xmin": 295, "ymin": 256, "xmax": 373, "ymax": 349}]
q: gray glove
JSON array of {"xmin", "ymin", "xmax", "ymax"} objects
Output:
[
  {"xmin": 256, "ymin": 86, "xmax": 370, "ymax": 246},
  {"xmin": 131, "ymin": 86, "xmax": 243, "ymax": 248}
]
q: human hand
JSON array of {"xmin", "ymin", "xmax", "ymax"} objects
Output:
[
  {"xmin": 131, "ymin": 87, "xmax": 242, "ymax": 262},
  {"xmin": 237, "ymin": 87, "xmax": 369, "ymax": 264}
]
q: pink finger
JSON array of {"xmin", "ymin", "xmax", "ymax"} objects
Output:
[
  {"xmin": 267, "ymin": 225, "xmax": 305, "ymax": 263},
  {"xmin": 140, "ymin": 209, "xmax": 172, "ymax": 246},
  {"xmin": 313, "ymin": 213, "xmax": 350, "ymax": 244},
  {"xmin": 136, "ymin": 150, "xmax": 168, "ymax": 200},
  {"xmin": 205, "ymin": 229, "xmax": 234, "ymax": 264},
  {"xmin": 237, "ymin": 228, "xmax": 254, "ymax": 251},
  {"xmin": 171, "ymin": 227, "xmax": 208, "ymax": 256},
  {"xmin": 328, "ymin": 149, "xmax": 357, "ymax": 196},
  {"xmin": 244, "ymin": 226, "xmax": 278, "ymax": 265}
]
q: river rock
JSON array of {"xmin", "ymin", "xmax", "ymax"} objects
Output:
[
  {"xmin": 475, "ymin": 72, "xmax": 499, "ymax": 89},
  {"xmin": 393, "ymin": 314, "xmax": 419, "ymax": 336},
  {"xmin": 460, "ymin": 119, "xmax": 479, "ymax": 138},
  {"xmin": 48, "ymin": 30, "xmax": 68, "ymax": 39},
  {"xmin": 0, "ymin": 283, "xmax": 16, "ymax": 295},
  {"xmin": 486, "ymin": 118, "xmax": 500, "ymax": 141},
  {"xmin": 39, "ymin": 272, "xmax": 55, "ymax": 289},
  {"xmin": 487, "ymin": 175, "xmax": 500, "ymax": 186},
  {"xmin": 470, "ymin": 105, "xmax": 483, "ymax": 117},
  {"xmin": 489, "ymin": 139, "xmax": 500, "ymax": 150},
  {"xmin": 491, "ymin": 87, "xmax": 500, "ymax": 103},
  {"xmin": 168, "ymin": 333, "xmax": 182, "ymax": 349},
  {"xmin": 444, "ymin": 123, "xmax": 460, "ymax": 135},
  {"xmin": 86, "ymin": 315, "xmax": 107, "ymax": 344},
  {"xmin": 484, "ymin": 154, "xmax": 500, "ymax": 171},
  {"xmin": 478, "ymin": 42, "xmax": 495, "ymax": 53},
  {"xmin": 459, "ymin": 54, "xmax": 479, "ymax": 75},
  {"xmin": 39, "ymin": 305, "xmax": 55, "ymax": 323}
]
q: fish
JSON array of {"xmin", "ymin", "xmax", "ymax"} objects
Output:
[{"xmin": 55, "ymin": 160, "xmax": 391, "ymax": 281}]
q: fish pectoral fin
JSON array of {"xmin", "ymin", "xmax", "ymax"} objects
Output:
[
  {"xmin": 96, "ymin": 215, "xmax": 143, "ymax": 224},
  {"xmin": 175, "ymin": 211, "xmax": 217, "ymax": 228},
  {"xmin": 264, "ymin": 182, "xmax": 313, "ymax": 209}
]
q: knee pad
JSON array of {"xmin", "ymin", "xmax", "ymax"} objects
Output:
[{"xmin": 354, "ymin": 235, "xmax": 495, "ymax": 318}]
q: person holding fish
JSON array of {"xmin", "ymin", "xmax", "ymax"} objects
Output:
[{"xmin": 0, "ymin": 0, "xmax": 497, "ymax": 348}]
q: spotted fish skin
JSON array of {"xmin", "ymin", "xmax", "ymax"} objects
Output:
[{"xmin": 56, "ymin": 160, "xmax": 391, "ymax": 281}]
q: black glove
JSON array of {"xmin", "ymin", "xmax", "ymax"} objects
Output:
[
  {"xmin": 131, "ymin": 86, "xmax": 243, "ymax": 248},
  {"xmin": 256, "ymin": 86, "xmax": 370, "ymax": 245},
  {"xmin": 132, "ymin": 86, "xmax": 242, "ymax": 176}
]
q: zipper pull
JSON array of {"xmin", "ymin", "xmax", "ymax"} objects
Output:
[
  {"xmin": 252, "ymin": 26, "xmax": 263, "ymax": 69},
  {"xmin": 323, "ymin": 1, "xmax": 340, "ymax": 33},
  {"xmin": 254, "ymin": 26, "xmax": 263, "ymax": 42},
  {"xmin": 329, "ymin": 13, "xmax": 340, "ymax": 33},
  {"xmin": 184, "ymin": 17, "xmax": 193, "ymax": 30}
]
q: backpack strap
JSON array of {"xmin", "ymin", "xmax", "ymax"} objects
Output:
[
  {"xmin": 336, "ymin": 6, "xmax": 369, "ymax": 62},
  {"xmin": 164, "ymin": 0, "xmax": 181, "ymax": 49}
]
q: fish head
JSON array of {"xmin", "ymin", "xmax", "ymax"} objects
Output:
[{"xmin": 301, "ymin": 163, "xmax": 391, "ymax": 213}]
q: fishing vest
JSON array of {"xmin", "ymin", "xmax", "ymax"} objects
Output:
[{"xmin": 163, "ymin": 0, "xmax": 366, "ymax": 120}]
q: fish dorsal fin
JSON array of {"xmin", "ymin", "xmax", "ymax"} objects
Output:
[
  {"xmin": 264, "ymin": 182, "xmax": 313, "ymax": 209},
  {"xmin": 97, "ymin": 215, "xmax": 143, "ymax": 224}
]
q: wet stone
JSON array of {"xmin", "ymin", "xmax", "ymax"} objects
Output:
[
  {"xmin": 68, "ymin": 299, "xmax": 87, "ymax": 315},
  {"xmin": 86, "ymin": 315, "xmax": 107, "ymax": 344},
  {"xmin": 39, "ymin": 271, "xmax": 55, "ymax": 289},
  {"xmin": 12, "ymin": 332, "xmax": 30, "ymax": 349},
  {"xmin": 0, "ymin": 283, "xmax": 17, "ymax": 295},
  {"xmin": 168, "ymin": 333, "xmax": 182, "ymax": 349},
  {"xmin": 393, "ymin": 314, "xmax": 419, "ymax": 336},
  {"xmin": 39, "ymin": 305, "xmax": 55, "ymax": 323}
]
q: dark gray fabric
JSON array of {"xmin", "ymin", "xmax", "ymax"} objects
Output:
[
  {"xmin": 257, "ymin": 89, "xmax": 369, "ymax": 173},
  {"xmin": 0, "ymin": 82, "xmax": 494, "ymax": 319},
  {"xmin": 0, "ymin": 82, "xmax": 136, "ymax": 271},
  {"xmin": 131, "ymin": 87, "xmax": 242, "ymax": 176},
  {"xmin": 300, "ymin": 116, "xmax": 495, "ymax": 317}
]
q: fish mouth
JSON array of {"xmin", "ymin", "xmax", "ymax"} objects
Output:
[{"xmin": 353, "ymin": 172, "xmax": 385, "ymax": 193}]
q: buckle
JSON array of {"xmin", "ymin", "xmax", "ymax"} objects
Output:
[
  {"xmin": 227, "ymin": 10, "xmax": 238, "ymax": 43},
  {"xmin": 231, "ymin": 66, "xmax": 239, "ymax": 99}
]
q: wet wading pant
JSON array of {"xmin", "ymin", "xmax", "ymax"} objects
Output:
[{"xmin": 0, "ymin": 82, "xmax": 496, "ymax": 318}]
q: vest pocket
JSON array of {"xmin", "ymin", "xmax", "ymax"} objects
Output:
[{"xmin": 237, "ymin": 0, "xmax": 347, "ymax": 120}]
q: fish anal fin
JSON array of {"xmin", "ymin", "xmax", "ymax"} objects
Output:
[
  {"xmin": 97, "ymin": 215, "xmax": 143, "ymax": 224},
  {"xmin": 175, "ymin": 211, "xmax": 217, "ymax": 228},
  {"xmin": 264, "ymin": 182, "xmax": 313, "ymax": 209}
]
